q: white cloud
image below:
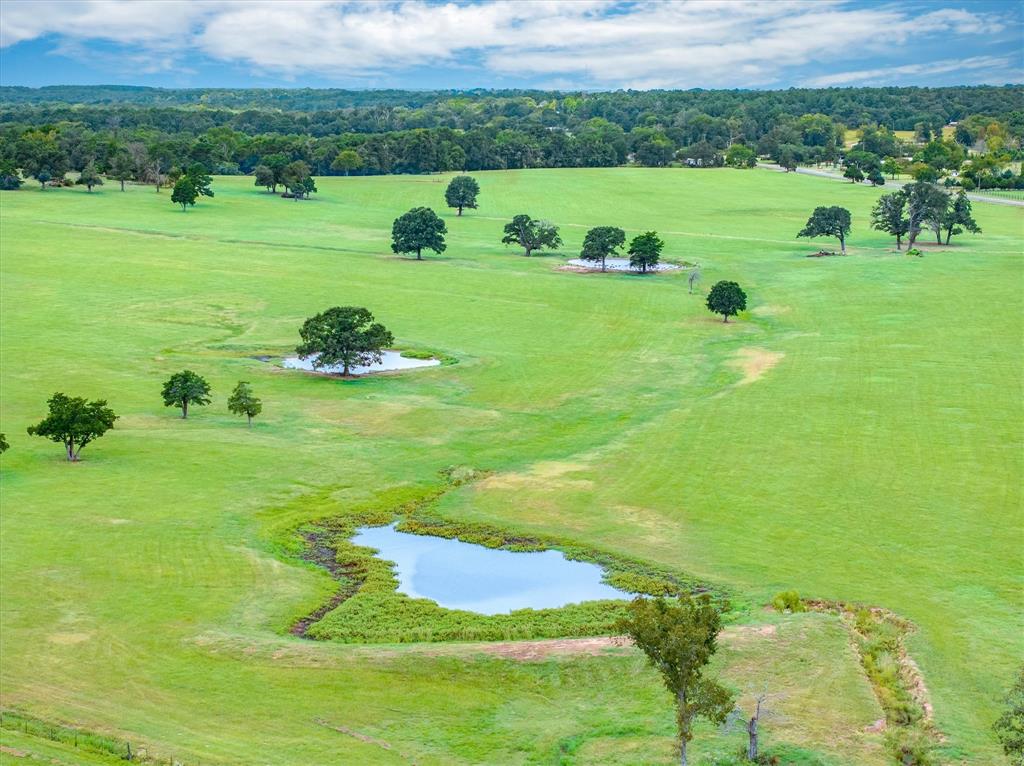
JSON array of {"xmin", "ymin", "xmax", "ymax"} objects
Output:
[
  {"xmin": 802, "ymin": 56, "xmax": 1017, "ymax": 88},
  {"xmin": 0, "ymin": 0, "xmax": 1016, "ymax": 88}
]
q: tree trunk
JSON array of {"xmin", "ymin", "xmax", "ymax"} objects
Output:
[
  {"xmin": 120, "ymin": 180, "xmax": 125, "ymax": 191},
  {"xmin": 945, "ymin": 229, "xmax": 952, "ymax": 245},
  {"xmin": 343, "ymin": 361, "xmax": 350, "ymax": 376},
  {"xmin": 65, "ymin": 440, "xmax": 75, "ymax": 462},
  {"xmin": 680, "ymin": 737, "xmax": 687, "ymax": 766},
  {"xmin": 896, "ymin": 234, "xmax": 902, "ymax": 250},
  {"xmin": 524, "ymin": 246, "xmax": 532, "ymax": 257},
  {"xmin": 935, "ymin": 230, "xmax": 942, "ymax": 244},
  {"xmin": 747, "ymin": 716, "xmax": 758, "ymax": 760},
  {"xmin": 247, "ymin": 414, "xmax": 252, "ymax": 428},
  {"xmin": 839, "ymin": 235, "xmax": 846, "ymax": 254},
  {"xmin": 723, "ymin": 314, "xmax": 729, "ymax": 323},
  {"xmin": 457, "ymin": 206, "xmax": 463, "ymax": 216},
  {"xmin": 416, "ymin": 247, "xmax": 422, "ymax": 260},
  {"xmin": 601, "ymin": 256, "xmax": 606, "ymax": 272},
  {"xmin": 182, "ymin": 400, "xmax": 188, "ymax": 419}
]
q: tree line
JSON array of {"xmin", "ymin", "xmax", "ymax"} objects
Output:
[{"xmin": 1, "ymin": 86, "xmax": 1021, "ymax": 189}]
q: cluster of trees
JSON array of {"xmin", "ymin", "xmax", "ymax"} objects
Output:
[
  {"xmin": 1, "ymin": 86, "xmax": 1019, "ymax": 186},
  {"xmin": 871, "ymin": 185, "xmax": 980, "ymax": 248},
  {"xmin": 794, "ymin": 182, "xmax": 981, "ymax": 255},
  {"xmin": 19, "ymin": 376, "xmax": 262, "ymax": 461}
]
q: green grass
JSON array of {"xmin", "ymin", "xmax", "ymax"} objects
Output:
[{"xmin": 0, "ymin": 168, "xmax": 1020, "ymax": 764}]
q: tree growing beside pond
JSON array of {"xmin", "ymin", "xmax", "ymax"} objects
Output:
[
  {"xmin": 616, "ymin": 595, "xmax": 734, "ymax": 766},
  {"xmin": 391, "ymin": 207, "xmax": 447, "ymax": 260},
  {"xmin": 628, "ymin": 231, "xmax": 664, "ymax": 273},
  {"xmin": 296, "ymin": 306, "xmax": 394, "ymax": 376},
  {"xmin": 870, "ymin": 192, "xmax": 909, "ymax": 250},
  {"xmin": 580, "ymin": 226, "xmax": 625, "ymax": 272},
  {"xmin": 994, "ymin": 666, "xmax": 1024, "ymax": 765},
  {"xmin": 444, "ymin": 175, "xmax": 480, "ymax": 216},
  {"xmin": 161, "ymin": 370, "xmax": 211, "ymax": 418},
  {"xmin": 76, "ymin": 160, "xmax": 103, "ymax": 192},
  {"xmin": 227, "ymin": 381, "xmax": 262, "ymax": 427},
  {"xmin": 798, "ymin": 205, "xmax": 852, "ymax": 254},
  {"xmin": 706, "ymin": 280, "xmax": 747, "ymax": 323},
  {"xmin": 500, "ymin": 214, "xmax": 562, "ymax": 257},
  {"xmin": 27, "ymin": 392, "xmax": 117, "ymax": 461}
]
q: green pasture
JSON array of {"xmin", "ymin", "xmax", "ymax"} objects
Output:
[{"xmin": 0, "ymin": 168, "xmax": 1020, "ymax": 764}]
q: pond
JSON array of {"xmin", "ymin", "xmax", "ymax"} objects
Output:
[
  {"xmin": 282, "ymin": 350, "xmax": 440, "ymax": 376},
  {"xmin": 352, "ymin": 524, "xmax": 634, "ymax": 615},
  {"xmin": 566, "ymin": 257, "xmax": 681, "ymax": 272}
]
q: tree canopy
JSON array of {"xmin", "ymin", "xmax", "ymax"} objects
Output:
[
  {"xmin": 706, "ymin": 280, "xmax": 747, "ymax": 323},
  {"xmin": 76, "ymin": 160, "xmax": 103, "ymax": 192},
  {"xmin": 331, "ymin": 148, "xmax": 363, "ymax": 175},
  {"xmin": 227, "ymin": 381, "xmax": 262, "ymax": 427},
  {"xmin": 870, "ymin": 192, "xmax": 909, "ymax": 250},
  {"xmin": 171, "ymin": 176, "xmax": 198, "ymax": 210},
  {"xmin": 941, "ymin": 190, "xmax": 981, "ymax": 244},
  {"xmin": 994, "ymin": 666, "xmax": 1024, "ymax": 766},
  {"xmin": 903, "ymin": 181, "xmax": 950, "ymax": 248},
  {"xmin": 281, "ymin": 160, "xmax": 316, "ymax": 199},
  {"xmin": 797, "ymin": 206, "xmax": 852, "ymax": 254},
  {"xmin": 391, "ymin": 207, "xmax": 447, "ymax": 260},
  {"xmin": 296, "ymin": 306, "xmax": 394, "ymax": 376},
  {"xmin": 580, "ymin": 226, "xmax": 626, "ymax": 271},
  {"xmin": 627, "ymin": 231, "xmax": 664, "ymax": 273},
  {"xmin": 444, "ymin": 175, "xmax": 480, "ymax": 215},
  {"xmin": 161, "ymin": 370, "xmax": 211, "ymax": 418},
  {"xmin": 500, "ymin": 214, "xmax": 562, "ymax": 257},
  {"xmin": 27, "ymin": 392, "xmax": 117, "ymax": 461},
  {"xmin": 617, "ymin": 596, "xmax": 734, "ymax": 766}
]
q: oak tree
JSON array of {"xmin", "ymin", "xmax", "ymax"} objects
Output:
[
  {"xmin": 627, "ymin": 231, "xmax": 664, "ymax": 273},
  {"xmin": 706, "ymin": 280, "xmax": 747, "ymax": 323},
  {"xmin": 296, "ymin": 306, "xmax": 394, "ymax": 376},
  {"xmin": 391, "ymin": 207, "xmax": 447, "ymax": 260},
  {"xmin": 580, "ymin": 226, "xmax": 625, "ymax": 271},
  {"xmin": 798, "ymin": 206, "xmax": 852, "ymax": 254},
  {"xmin": 27, "ymin": 392, "xmax": 117, "ymax": 461},
  {"xmin": 500, "ymin": 214, "xmax": 562, "ymax": 257},
  {"xmin": 444, "ymin": 175, "xmax": 480, "ymax": 215},
  {"xmin": 161, "ymin": 370, "xmax": 211, "ymax": 418}
]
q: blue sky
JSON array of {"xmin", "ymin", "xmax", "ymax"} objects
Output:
[{"xmin": 1, "ymin": 1, "xmax": 1021, "ymax": 91}]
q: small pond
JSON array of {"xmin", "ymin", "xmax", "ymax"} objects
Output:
[
  {"xmin": 566, "ymin": 257, "xmax": 681, "ymax": 272},
  {"xmin": 352, "ymin": 524, "xmax": 633, "ymax": 615},
  {"xmin": 282, "ymin": 351, "xmax": 440, "ymax": 376}
]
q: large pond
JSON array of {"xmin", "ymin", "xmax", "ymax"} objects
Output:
[
  {"xmin": 282, "ymin": 351, "xmax": 440, "ymax": 376},
  {"xmin": 352, "ymin": 524, "xmax": 633, "ymax": 615}
]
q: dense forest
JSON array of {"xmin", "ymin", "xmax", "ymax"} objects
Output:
[{"xmin": 1, "ymin": 85, "xmax": 1021, "ymax": 189}]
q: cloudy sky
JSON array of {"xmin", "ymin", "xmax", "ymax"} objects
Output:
[{"xmin": 1, "ymin": 0, "xmax": 1021, "ymax": 91}]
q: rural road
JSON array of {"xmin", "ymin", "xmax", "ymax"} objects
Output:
[{"xmin": 758, "ymin": 162, "xmax": 1024, "ymax": 207}]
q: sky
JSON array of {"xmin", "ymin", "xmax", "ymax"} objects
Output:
[{"xmin": 0, "ymin": 0, "xmax": 1021, "ymax": 92}]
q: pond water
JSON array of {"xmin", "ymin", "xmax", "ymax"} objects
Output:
[
  {"xmin": 282, "ymin": 350, "xmax": 440, "ymax": 376},
  {"xmin": 566, "ymin": 257, "xmax": 681, "ymax": 272},
  {"xmin": 352, "ymin": 524, "xmax": 633, "ymax": 615}
]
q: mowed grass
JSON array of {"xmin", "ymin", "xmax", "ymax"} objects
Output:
[{"xmin": 0, "ymin": 168, "xmax": 1020, "ymax": 764}]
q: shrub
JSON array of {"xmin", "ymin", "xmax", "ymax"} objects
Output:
[{"xmin": 771, "ymin": 590, "xmax": 805, "ymax": 613}]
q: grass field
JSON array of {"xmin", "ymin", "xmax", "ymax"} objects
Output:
[{"xmin": 0, "ymin": 168, "xmax": 1021, "ymax": 764}]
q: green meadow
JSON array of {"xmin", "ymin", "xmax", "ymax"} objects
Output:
[{"xmin": 0, "ymin": 168, "xmax": 1020, "ymax": 764}]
